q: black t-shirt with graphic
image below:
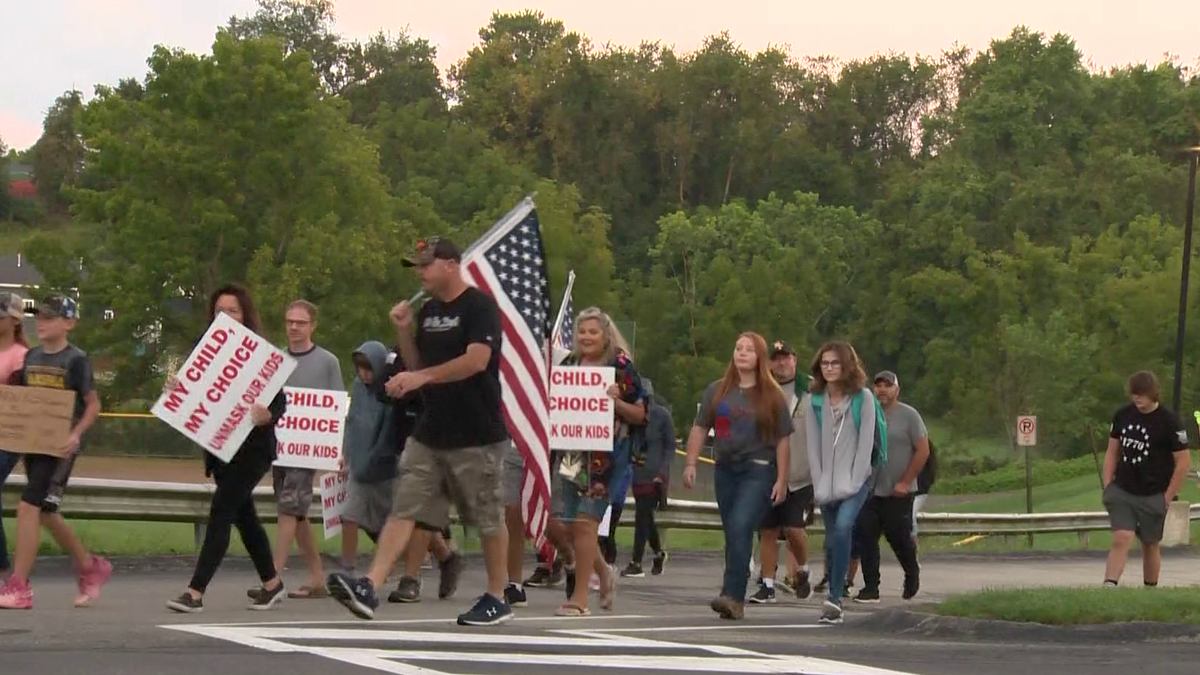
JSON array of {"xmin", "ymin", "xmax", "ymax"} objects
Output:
[
  {"xmin": 1109, "ymin": 403, "xmax": 1187, "ymax": 496},
  {"xmin": 20, "ymin": 344, "xmax": 95, "ymax": 449},
  {"xmin": 413, "ymin": 286, "xmax": 509, "ymax": 449}
]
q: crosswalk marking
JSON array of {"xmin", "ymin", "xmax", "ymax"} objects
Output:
[{"xmin": 163, "ymin": 620, "xmax": 918, "ymax": 675}]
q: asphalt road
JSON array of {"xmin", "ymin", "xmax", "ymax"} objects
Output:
[{"xmin": 2, "ymin": 551, "xmax": 1199, "ymax": 675}]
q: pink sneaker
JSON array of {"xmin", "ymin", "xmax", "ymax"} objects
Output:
[
  {"xmin": 74, "ymin": 556, "xmax": 113, "ymax": 608},
  {"xmin": 0, "ymin": 577, "xmax": 33, "ymax": 610}
]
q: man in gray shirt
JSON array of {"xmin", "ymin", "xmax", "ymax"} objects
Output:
[
  {"xmin": 269, "ymin": 300, "xmax": 344, "ymax": 599},
  {"xmin": 851, "ymin": 371, "xmax": 927, "ymax": 603}
]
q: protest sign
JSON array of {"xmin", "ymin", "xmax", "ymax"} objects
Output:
[
  {"xmin": 274, "ymin": 387, "xmax": 348, "ymax": 471},
  {"xmin": 152, "ymin": 313, "xmax": 296, "ymax": 463},
  {"xmin": 549, "ymin": 366, "xmax": 615, "ymax": 451},
  {"xmin": 320, "ymin": 471, "xmax": 349, "ymax": 539},
  {"xmin": 0, "ymin": 385, "xmax": 75, "ymax": 457}
]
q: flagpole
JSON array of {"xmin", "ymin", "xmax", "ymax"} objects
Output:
[
  {"xmin": 407, "ymin": 196, "xmax": 537, "ymax": 305},
  {"xmin": 550, "ymin": 270, "xmax": 576, "ymax": 339}
]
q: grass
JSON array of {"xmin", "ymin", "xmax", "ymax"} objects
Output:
[
  {"xmin": 943, "ymin": 474, "xmax": 1200, "ymax": 514},
  {"xmin": 934, "ymin": 586, "xmax": 1200, "ymax": 626},
  {"xmin": 926, "ymin": 419, "xmax": 1012, "ymax": 461}
]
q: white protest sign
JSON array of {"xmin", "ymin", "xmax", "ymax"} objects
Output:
[
  {"xmin": 549, "ymin": 366, "xmax": 616, "ymax": 451},
  {"xmin": 152, "ymin": 313, "xmax": 296, "ymax": 463},
  {"xmin": 320, "ymin": 471, "xmax": 348, "ymax": 539},
  {"xmin": 273, "ymin": 388, "xmax": 348, "ymax": 471},
  {"xmin": 598, "ymin": 504, "xmax": 613, "ymax": 536}
]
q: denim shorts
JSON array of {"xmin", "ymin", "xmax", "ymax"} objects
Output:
[{"xmin": 556, "ymin": 476, "xmax": 610, "ymax": 522}]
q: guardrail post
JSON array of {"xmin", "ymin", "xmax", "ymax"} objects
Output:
[
  {"xmin": 1162, "ymin": 500, "xmax": 1191, "ymax": 548},
  {"xmin": 194, "ymin": 522, "xmax": 208, "ymax": 549},
  {"xmin": 1077, "ymin": 531, "xmax": 1089, "ymax": 549}
]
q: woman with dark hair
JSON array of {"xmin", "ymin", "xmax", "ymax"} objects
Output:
[
  {"xmin": 166, "ymin": 284, "xmax": 288, "ymax": 613},
  {"xmin": 682, "ymin": 332, "xmax": 790, "ymax": 620},
  {"xmin": 804, "ymin": 340, "xmax": 877, "ymax": 626},
  {"xmin": 0, "ymin": 292, "xmax": 30, "ymax": 576}
]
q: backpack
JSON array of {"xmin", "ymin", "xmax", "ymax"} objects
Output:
[
  {"xmin": 810, "ymin": 390, "xmax": 888, "ymax": 468},
  {"xmin": 916, "ymin": 438, "xmax": 938, "ymax": 495}
]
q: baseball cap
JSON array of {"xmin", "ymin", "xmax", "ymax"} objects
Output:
[
  {"xmin": 770, "ymin": 340, "xmax": 796, "ymax": 358},
  {"xmin": 874, "ymin": 370, "xmax": 899, "ymax": 386},
  {"xmin": 0, "ymin": 292, "xmax": 24, "ymax": 320},
  {"xmin": 400, "ymin": 237, "xmax": 463, "ymax": 268},
  {"xmin": 32, "ymin": 293, "xmax": 79, "ymax": 320}
]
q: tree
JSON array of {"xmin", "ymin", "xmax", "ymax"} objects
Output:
[
  {"xmin": 0, "ymin": 135, "xmax": 10, "ymax": 220},
  {"xmin": 31, "ymin": 89, "xmax": 85, "ymax": 212}
]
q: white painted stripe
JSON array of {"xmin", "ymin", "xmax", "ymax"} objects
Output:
[
  {"xmin": 558, "ymin": 623, "xmax": 831, "ymax": 634},
  {"xmin": 160, "ymin": 614, "xmax": 653, "ymax": 628}
]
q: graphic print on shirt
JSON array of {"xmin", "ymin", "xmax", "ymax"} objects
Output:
[
  {"xmin": 713, "ymin": 397, "xmax": 754, "ymax": 441},
  {"xmin": 1116, "ymin": 421, "xmax": 1152, "ymax": 466},
  {"xmin": 25, "ymin": 363, "xmax": 67, "ymax": 390}
]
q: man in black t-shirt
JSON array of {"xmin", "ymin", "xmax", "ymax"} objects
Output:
[
  {"xmin": 328, "ymin": 237, "xmax": 513, "ymax": 627},
  {"xmin": 1101, "ymin": 370, "xmax": 1191, "ymax": 588}
]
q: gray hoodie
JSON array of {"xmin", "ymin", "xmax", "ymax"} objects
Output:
[
  {"xmin": 343, "ymin": 341, "xmax": 396, "ymax": 483},
  {"xmin": 804, "ymin": 388, "xmax": 876, "ymax": 504}
]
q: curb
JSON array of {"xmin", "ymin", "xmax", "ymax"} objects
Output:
[{"xmin": 855, "ymin": 607, "xmax": 1200, "ymax": 644}]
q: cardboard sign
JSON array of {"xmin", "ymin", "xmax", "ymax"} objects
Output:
[
  {"xmin": 273, "ymin": 388, "xmax": 348, "ymax": 471},
  {"xmin": 320, "ymin": 471, "xmax": 349, "ymax": 539},
  {"xmin": 152, "ymin": 313, "xmax": 297, "ymax": 463},
  {"xmin": 0, "ymin": 385, "xmax": 75, "ymax": 456},
  {"xmin": 549, "ymin": 366, "xmax": 616, "ymax": 451}
]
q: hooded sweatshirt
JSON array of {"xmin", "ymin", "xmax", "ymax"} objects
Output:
[
  {"xmin": 778, "ymin": 379, "xmax": 811, "ymax": 491},
  {"xmin": 632, "ymin": 401, "xmax": 674, "ymax": 493},
  {"xmin": 343, "ymin": 341, "xmax": 398, "ymax": 484},
  {"xmin": 804, "ymin": 387, "xmax": 876, "ymax": 504}
]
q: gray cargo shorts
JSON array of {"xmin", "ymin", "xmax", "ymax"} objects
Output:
[
  {"xmin": 1103, "ymin": 483, "xmax": 1169, "ymax": 544},
  {"xmin": 502, "ymin": 443, "xmax": 524, "ymax": 508},
  {"xmin": 392, "ymin": 437, "xmax": 506, "ymax": 536},
  {"xmin": 272, "ymin": 466, "xmax": 315, "ymax": 518}
]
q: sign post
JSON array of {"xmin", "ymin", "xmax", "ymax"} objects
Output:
[{"xmin": 1017, "ymin": 415, "xmax": 1038, "ymax": 547}]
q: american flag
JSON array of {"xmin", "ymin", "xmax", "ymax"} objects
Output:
[
  {"xmin": 461, "ymin": 198, "xmax": 553, "ymax": 551},
  {"xmin": 552, "ymin": 272, "xmax": 575, "ymax": 354}
]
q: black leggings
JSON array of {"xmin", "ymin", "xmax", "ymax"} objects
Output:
[
  {"xmin": 631, "ymin": 493, "xmax": 663, "ymax": 564},
  {"xmin": 189, "ymin": 454, "xmax": 276, "ymax": 593},
  {"xmin": 599, "ymin": 503, "xmax": 624, "ymax": 565}
]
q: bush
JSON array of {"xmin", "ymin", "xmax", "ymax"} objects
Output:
[{"xmin": 935, "ymin": 455, "xmax": 1099, "ymax": 495}]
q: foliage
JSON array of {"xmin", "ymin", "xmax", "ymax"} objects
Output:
[
  {"xmin": 934, "ymin": 455, "xmax": 1098, "ymax": 495},
  {"xmin": 935, "ymin": 586, "xmax": 1200, "ymax": 626}
]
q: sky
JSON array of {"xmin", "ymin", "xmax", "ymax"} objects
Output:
[{"xmin": 3, "ymin": 0, "xmax": 1198, "ymax": 151}]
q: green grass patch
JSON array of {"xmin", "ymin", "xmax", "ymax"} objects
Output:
[
  {"xmin": 935, "ymin": 455, "xmax": 1100, "ymax": 495},
  {"xmin": 926, "ymin": 419, "xmax": 1012, "ymax": 461},
  {"xmin": 934, "ymin": 586, "xmax": 1200, "ymax": 625},
  {"xmin": 944, "ymin": 474, "xmax": 1200, "ymax": 514}
]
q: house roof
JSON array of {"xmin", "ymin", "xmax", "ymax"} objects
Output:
[
  {"xmin": 0, "ymin": 254, "xmax": 45, "ymax": 288},
  {"xmin": 7, "ymin": 164, "xmax": 33, "ymax": 180}
]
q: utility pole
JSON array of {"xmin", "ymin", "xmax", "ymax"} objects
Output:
[{"xmin": 1171, "ymin": 149, "xmax": 1199, "ymax": 414}]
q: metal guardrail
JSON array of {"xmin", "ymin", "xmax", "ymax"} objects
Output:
[{"xmin": 4, "ymin": 477, "xmax": 1198, "ymax": 549}]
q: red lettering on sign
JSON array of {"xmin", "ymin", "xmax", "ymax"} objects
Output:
[
  {"xmin": 549, "ymin": 395, "xmax": 610, "ymax": 413},
  {"xmin": 186, "ymin": 328, "xmax": 231, "ymax": 383},
  {"xmin": 208, "ymin": 403, "xmax": 248, "ymax": 452},
  {"xmin": 551, "ymin": 369, "xmax": 605, "ymax": 387},
  {"xmin": 278, "ymin": 416, "xmax": 341, "ymax": 434},
  {"xmin": 183, "ymin": 402, "xmax": 210, "ymax": 434},
  {"xmin": 162, "ymin": 380, "xmax": 190, "ymax": 413}
]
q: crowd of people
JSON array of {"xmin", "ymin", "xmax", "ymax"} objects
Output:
[{"xmin": 0, "ymin": 237, "xmax": 1191, "ymax": 623}]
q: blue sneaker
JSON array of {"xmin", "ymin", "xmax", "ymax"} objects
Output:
[
  {"xmin": 327, "ymin": 572, "xmax": 379, "ymax": 620},
  {"xmin": 457, "ymin": 593, "xmax": 514, "ymax": 626}
]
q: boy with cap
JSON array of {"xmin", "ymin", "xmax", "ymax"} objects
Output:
[{"xmin": 0, "ymin": 294, "xmax": 111, "ymax": 610}]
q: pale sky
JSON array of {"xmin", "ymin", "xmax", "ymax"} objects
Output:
[{"xmin": 2, "ymin": 0, "xmax": 1197, "ymax": 151}]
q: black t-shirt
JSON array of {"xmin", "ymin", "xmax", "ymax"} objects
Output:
[
  {"xmin": 383, "ymin": 346, "xmax": 421, "ymax": 446},
  {"xmin": 19, "ymin": 343, "xmax": 95, "ymax": 450},
  {"xmin": 1109, "ymin": 403, "xmax": 1187, "ymax": 495},
  {"xmin": 413, "ymin": 286, "xmax": 508, "ymax": 449}
]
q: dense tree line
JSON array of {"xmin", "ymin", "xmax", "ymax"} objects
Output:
[{"xmin": 13, "ymin": 0, "xmax": 1200, "ymax": 461}]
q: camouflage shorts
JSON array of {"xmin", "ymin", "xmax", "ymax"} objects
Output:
[{"xmin": 272, "ymin": 466, "xmax": 315, "ymax": 518}]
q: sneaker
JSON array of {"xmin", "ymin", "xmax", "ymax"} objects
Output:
[
  {"xmin": 818, "ymin": 599, "xmax": 844, "ymax": 625},
  {"xmin": 457, "ymin": 593, "xmax": 514, "ymax": 626},
  {"xmin": 166, "ymin": 592, "xmax": 203, "ymax": 614},
  {"xmin": 504, "ymin": 583, "xmax": 528, "ymax": 608},
  {"xmin": 74, "ymin": 555, "xmax": 113, "ymax": 608},
  {"xmin": 748, "ymin": 583, "xmax": 776, "ymax": 604},
  {"xmin": 248, "ymin": 582, "xmax": 285, "ymax": 610},
  {"xmin": 547, "ymin": 559, "xmax": 565, "ymax": 586},
  {"xmin": 651, "ymin": 551, "xmax": 668, "ymax": 576},
  {"xmin": 388, "ymin": 575, "xmax": 422, "ymax": 604},
  {"xmin": 0, "ymin": 578, "xmax": 33, "ymax": 610},
  {"xmin": 438, "ymin": 553, "xmax": 464, "ymax": 600},
  {"xmin": 902, "ymin": 574, "xmax": 920, "ymax": 600},
  {"xmin": 709, "ymin": 594, "xmax": 745, "ymax": 620},
  {"xmin": 813, "ymin": 575, "xmax": 829, "ymax": 594},
  {"xmin": 854, "ymin": 588, "xmax": 881, "ymax": 604},
  {"xmin": 328, "ymin": 572, "xmax": 379, "ymax": 620},
  {"xmin": 524, "ymin": 566, "xmax": 554, "ymax": 588},
  {"xmin": 564, "ymin": 566, "xmax": 577, "ymax": 599},
  {"xmin": 620, "ymin": 562, "xmax": 645, "ymax": 578},
  {"xmin": 795, "ymin": 570, "xmax": 813, "ymax": 599}
]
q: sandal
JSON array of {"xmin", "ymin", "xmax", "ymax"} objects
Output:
[
  {"xmin": 599, "ymin": 573, "xmax": 616, "ymax": 611},
  {"xmin": 287, "ymin": 585, "xmax": 329, "ymax": 599},
  {"xmin": 555, "ymin": 603, "xmax": 591, "ymax": 617}
]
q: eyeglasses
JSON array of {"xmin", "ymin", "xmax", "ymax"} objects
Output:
[{"xmin": 820, "ymin": 360, "xmax": 841, "ymax": 368}]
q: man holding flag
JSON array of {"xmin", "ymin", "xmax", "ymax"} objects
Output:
[{"xmin": 329, "ymin": 201, "xmax": 554, "ymax": 625}]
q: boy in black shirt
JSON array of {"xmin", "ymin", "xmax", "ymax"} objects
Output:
[
  {"xmin": 1101, "ymin": 370, "xmax": 1191, "ymax": 587},
  {"xmin": 0, "ymin": 294, "xmax": 109, "ymax": 610}
]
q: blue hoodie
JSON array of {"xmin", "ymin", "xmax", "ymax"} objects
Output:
[{"xmin": 343, "ymin": 341, "xmax": 397, "ymax": 483}]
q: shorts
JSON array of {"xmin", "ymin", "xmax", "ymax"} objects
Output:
[
  {"xmin": 1103, "ymin": 483, "xmax": 1168, "ymax": 544},
  {"xmin": 911, "ymin": 494, "xmax": 928, "ymax": 537},
  {"xmin": 272, "ymin": 466, "xmax": 315, "ymax": 518},
  {"xmin": 761, "ymin": 484, "xmax": 816, "ymax": 531},
  {"xmin": 502, "ymin": 442, "xmax": 524, "ymax": 508},
  {"xmin": 21, "ymin": 453, "xmax": 76, "ymax": 513},
  {"xmin": 392, "ymin": 437, "xmax": 505, "ymax": 535},
  {"xmin": 343, "ymin": 477, "xmax": 393, "ymax": 536},
  {"xmin": 556, "ymin": 475, "xmax": 610, "ymax": 523}
]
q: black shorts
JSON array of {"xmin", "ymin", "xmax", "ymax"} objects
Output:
[
  {"xmin": 22, "ymin": 454, "xmax": 76, "ymax": 514},
  {"xmin": 761, "ymin": 484, "xmax": 815, "ymax": 531}
]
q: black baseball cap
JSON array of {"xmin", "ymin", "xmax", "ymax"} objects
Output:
[
  {"xmin": 32, "ymin": 293, "xmax": 78, "ymax": 320},
  {"xmin": 874, "ymin": 370, "xmax": 899, "ymax": 386},
  {"xmin": 770, "ymin": 340, "xmax": 796, "ymax": 358},
  {"xmin": 401, "ymin": 237, "xmax": 463, "ymax": 267}
]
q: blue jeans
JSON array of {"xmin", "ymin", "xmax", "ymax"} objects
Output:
[
  {"xmin": 0, "ymin": 450, "xmax": 19, "ymax": 570},
  {"xmin": 714, "ymin": 458, "xmax": 776, "ymax": 602},
  {"xmin": 821, "ymin": 481, "xmax": 872, "ymax": 604}
]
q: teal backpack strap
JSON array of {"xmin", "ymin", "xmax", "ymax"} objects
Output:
[
  {"xmin": 811, "ymin": 393, "xmax": 824, "ymax": 429},
  {"xmin": 850, "ymin": 391, "xmax": 863, "ymax": 429}
]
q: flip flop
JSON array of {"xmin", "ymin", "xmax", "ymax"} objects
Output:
[
  {"xmin": 287, "ymin": 585, "xmax": 329, "ymax": 599},
  {"xmin": 555, "ymin": 603, "xmax": 591, "ymax": 617}
]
